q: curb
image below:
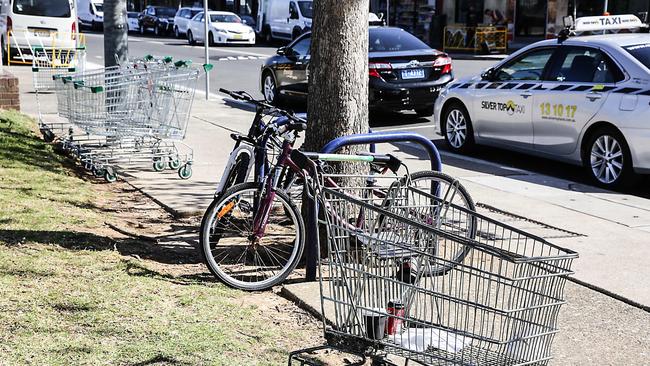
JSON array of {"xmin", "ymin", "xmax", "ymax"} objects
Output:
[{"xmin": 278, "ymin": 285, "xmax": 333, "ymax": 326}]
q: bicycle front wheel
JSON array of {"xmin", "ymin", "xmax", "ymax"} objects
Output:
[{"xmin": 199, "ymin": 182, "xmax": 305, "ymax": 291}]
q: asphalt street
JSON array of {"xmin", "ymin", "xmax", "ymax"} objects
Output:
[{"xmin": 82, "ymin": 31, "xmax": 649, "ymax": 197}]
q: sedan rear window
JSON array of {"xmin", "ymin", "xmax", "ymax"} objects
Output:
[
  {"xmin": 624, "ymin": 43, "xmax": 650, "ymax": 70},
  {"xmin": 13, "ymin": 0, "xmax": 71, "ymax": 17},
  {"xmin": 369, "ymin": 28, "xmax": 430, "ymax": 52}
]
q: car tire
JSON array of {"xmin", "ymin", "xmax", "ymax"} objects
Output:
[
  {"xmin": 583, "ymin": 126, "xmax": 636, "ymax": 188},
  {"xmin": 154, "ymin": 23, "xmax": 160, "ymax": 36},
  {"xmin": 1, "ymin": 38, "xmax": 7, "ymax": 66},
  {"xmin": 208, "ymin": 32, "xmax": 215, "ymax": 46},
  {"xmin": 139, "ymin": 24, "xmax": 144, "ymax": 35},
  {"xmin": 292, "ymin": 27, "xmax": 302, "ymax": 40},
  {"xmin": 441, "ymin": 102, "xmax": 475, "ymax": 153},
  {"xmin": 415, "ymin": 106, "xmax": 434, "ymax": 118},
  {"xmin": 262, "ymin": 71, "xmax": 279, "ymax": 105},
  {"xmin": 187, "ymin": 30, "xmax": 195, "ymax": 45},
  {"xmin": 174, "ymin": 26, "xmax": 180, "ymax": 38},
  {"xmin": 263, "ymin": 25, "xmax": 273, "ymax": 43}
]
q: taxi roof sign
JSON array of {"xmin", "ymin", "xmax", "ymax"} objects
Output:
[{"xmin": 573, "ymin": 14, "xmax": 644, "ymax": 32}]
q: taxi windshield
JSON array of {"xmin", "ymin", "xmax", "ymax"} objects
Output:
[{"xmin": 624, "ymin": 43, "xmax": 650, "ymax": 70}]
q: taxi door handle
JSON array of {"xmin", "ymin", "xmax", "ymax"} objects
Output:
[
  {"xmin": 586, "ymin": 92, "xmax": 602, "ymax": 101},
  {"xmin": 520, "ymin": 91, "xmax": 532, "ymax": 99}
]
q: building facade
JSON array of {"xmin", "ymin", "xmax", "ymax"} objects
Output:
[{"xmin": 440, "ymin": 0, "xmax": 649, "ymax": 41}]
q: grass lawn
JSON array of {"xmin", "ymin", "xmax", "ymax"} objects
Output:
[{"xmin": 0, "ymin": 111, "xmax": 320, "ymax": 365}]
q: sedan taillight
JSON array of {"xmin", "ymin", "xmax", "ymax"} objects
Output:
[
  {"xmin": 369, "ymin": 62, "xmax": 392, "ymax": 79},
  {"xmin": 434, "ymin": 56, "xmax": 452, "ymax": 75}
]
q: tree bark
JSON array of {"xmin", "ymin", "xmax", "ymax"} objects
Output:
[
  {"xmin": 304, "ymin": 0, "xmax": 369, "ymax": 154},
  {"xmin": 104, "ymin": 0, "xmax": 129, "ymax": 67}
]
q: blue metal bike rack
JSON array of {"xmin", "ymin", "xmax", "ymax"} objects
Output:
[{"xmin": 303, "ymin": 131, "xmax": 443, "ymax": 281}]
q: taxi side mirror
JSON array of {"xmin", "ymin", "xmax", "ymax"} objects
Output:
[
  {"xmin": 277, "ymin": 46, "xmax": 288, "ymax": 56},
  {"xmin": 481, "ymin": 68, "xmax": 495, "ymax": 81}
]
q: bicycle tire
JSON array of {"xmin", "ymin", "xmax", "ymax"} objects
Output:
[
  {"xmin": 381, "ymin": 170, "xmax": 476, "ymax": 277},
  {"xmin": 199, "ymin": 182, "xmax": 305, "ymax": 291},
  {"xmin": 220, "ymin": 154, "xmax": 251, "ymax": 194}
]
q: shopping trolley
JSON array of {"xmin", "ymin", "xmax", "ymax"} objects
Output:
[
  {"xmin": 295, "ymin": 160, "xmax": 577, "ymax": 365},
  {"xmin": 32, "ymin": 46, "xmax": 86, "ymax": 141},
  {"xmin": 50, "ymin": 57, "xmax": 207, "ymax": 182}
]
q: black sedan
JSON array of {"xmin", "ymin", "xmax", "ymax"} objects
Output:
[
  {"xmin": 138, "ymin": 6, "xmax": 177, "ymax": 36},
  {"xmin": 259, "ymin": 27, "xmax": 453, "ymax": 117}
]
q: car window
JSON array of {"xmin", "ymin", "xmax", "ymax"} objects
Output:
[
  {"xmin": 157, "ymin": 8, "xmax": 176, "ymax": 17},
  {"xmin": 190, "ymin": 10, "xmax": 202, "ymax": 18},
  {"xmin": 297, "ymin": 1, "xmax": 312, "ymax": 18},
  {"xmin": 210, "ymin": 14, "xmax": 241, "ymax": 23},
  {"xmin": 495, "ymin": 48, "xmax": 555, "ymax": 81},
  {"xmin": 93, "ymin": 3, "xmax": 103, "ymax": 12},
  {"xmin": 290, "ymin": 37, "xmax": 311, "ymax": 57},
  {"xmin": 127, "ymin": 12, "xmax": 138, "ymax": 19},
  {"xmin": 147, "ymin": 8, "xmax": 155, "ymax": 15},
  {"xmin": 550, "ymin": 47, "xmax": 624, "ymax": 83},
  {"xmin": 177, "ymin": 9, "xmax": 185, "ymax": 17},
  {"xmin": 289, "ymin": 2, "xmax": 299, "ymax": 19},
  {"xmin": 13, "ymin": 0, "xmax": 71, "ymax": 17},
  {"xmin": 369, "ymin": 28, "xmax": 430, "ymax": 52},
  {"xmin": 623, "ymin": 43, "xmax": 650, "ymax": 71},
  {"xmin": 196, "ymin": 14, "xmax": 204, "ymax": 22}
]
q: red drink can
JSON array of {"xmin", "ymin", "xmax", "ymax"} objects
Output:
[{"xmin": 386, "ymin": 300, "xmax": 405, "ymax": 335}]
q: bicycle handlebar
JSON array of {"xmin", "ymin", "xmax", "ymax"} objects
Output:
[{"xmin": 218, "ymin": 88, "xmax": 307, "ymax": 128}]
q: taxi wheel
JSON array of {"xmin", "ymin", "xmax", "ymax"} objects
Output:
[
  {"xmin": 262, "ymin": 72, "xmax": 278, "ymax": 105},
  {"xmin": 584, "ymin": 127, "xmax": 635, "ymax": 188},
  {"xmin": 442, "ymin": 103, "xmax": 474, "ymax": 153}
]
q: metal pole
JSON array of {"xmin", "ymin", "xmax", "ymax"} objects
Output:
[
  {"xmin": 603, "ymin": 0, "xmax": 608, "ymax": 14},
  {"xmin": 204, "ymin": 0, "xmax": 210, "ymax": 99},
  {"xmin": 386, "ymin": 0, "xmax": 389, "ymax": 26}
]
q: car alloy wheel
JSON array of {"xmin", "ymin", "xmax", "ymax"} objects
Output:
[
  {"xmin": 263, "ymin": 74, "xmax": 276, "ymax": 103},
  {"xmin": 590, "ymin": 134, "xmax": 625, "ymax": 185},
  {"xmin": 446, "ymin": 109, "xmax": 468, "ymax": 149}
]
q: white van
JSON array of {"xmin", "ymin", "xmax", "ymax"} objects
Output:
[
  {"xmin": 0, "ymin": 0, "xmax": 78, "ymax": 62},
  {"xmin": 257, "ymin": 0, "xmax": 312, "ymax": 42},
  {"xmin": 77, "ymin": 0, "xmax": 103, "ymax": 30}
]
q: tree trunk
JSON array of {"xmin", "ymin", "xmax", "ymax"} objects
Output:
[
  {"xmin": 302, "ymin": 0, "xmax": 370, "ymax": 275},
  {"xmin": 304, "ymin": 0, "xmax": 369, "ymax": 154},
  {"xmin": 104, "ymin": 0, "xmax": 129, "ymax": 67}
]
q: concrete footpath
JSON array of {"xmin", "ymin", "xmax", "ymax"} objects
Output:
[{"xmin": 10, "ymin": 65, "xmax": 649, "ymax": 364}]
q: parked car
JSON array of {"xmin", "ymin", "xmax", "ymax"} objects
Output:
[
  {"xmin": 77, "ymin": 0, "xmax": 103, "ymax": 30},
  {"xmin": 257, "ymin": 0, "xmax": 312, "ymax": 42},
  {"xmin": 126, "ymin": 11, "xmax": 139, "ymax": 33},
  {"xmin": 138, "ymin": 6, "xmax": 176, "ymax": 36},
  {"xmin": 187, "ymin": 11, "xmax": 255, "ymax": 46},
  {"xmin": 434, "ymin": 14, "xmax": 650, "ymax": 188},
  {"xmin": 0, "ymin": 0, "xmax": 78, "ymax": 63},
  {"xmin": 173, "ymin": 7, "xmax": 202, "ymax": 38},
  {"xmin": 260, "ymin": 26, "xmax": 453, "ymax": 117}
]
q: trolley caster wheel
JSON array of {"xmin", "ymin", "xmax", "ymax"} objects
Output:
[
  {"xmin": 42, "ymin": 129, "xmax": 55, "ymax": 143},
  {"xmin": 104, "ymin": 170, "xmax": 118, "ymax": 183},
  {"xmin": 153, "ymin": 158, "xmax": 166, "ymax": 172},
  {"xmin": 168, "ymin": 158, "xmax": 181, "ymax": 170},
  {"xmin": 93, "ymin": 167, "xmax": 105, "ymax": 177},
  {"xmin": 178, "ymin": 164, "xmax": 192, "ymax": 179}
]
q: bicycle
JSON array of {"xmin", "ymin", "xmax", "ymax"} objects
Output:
[
  {"xmin": 199, "ymin": 115, "xmax": 476, "ymax": 291},
  {"xmin": 214, "ymin": 89, "xmax": 307, "ymax": 198}
]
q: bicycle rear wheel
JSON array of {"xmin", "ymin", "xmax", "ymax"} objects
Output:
[
  {"xmin": 199, "ymin": 182, "xmax": 305, "ymax": 291},
  {"xmin": 383, "ymin": 170, "xmax": 476, "ymax": 276}
]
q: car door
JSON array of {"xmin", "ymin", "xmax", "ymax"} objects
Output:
[
  {"xmin": 176, "ymin": 9, "xmax": 186, "ymax": 32},
  {"xmin": 277, "ymin": 35, "xmax": 311, "ymax": 96},
  {"xmin": 473, "ymin": 47, "xmax": 556, "ymax": 149},
  {"xmin": 532, "ymin": 46, "xmax": 622, "ymax": 155},
  {"xmin": 191, "ymin": 13, "xmax": 204, "ymax": 41}
]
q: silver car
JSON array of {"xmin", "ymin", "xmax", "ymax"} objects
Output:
[{"xmin": 434, "ymin": 22, "xmax": 650, "ymax": 188}]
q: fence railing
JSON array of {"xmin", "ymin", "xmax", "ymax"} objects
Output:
[
  {"xmin": 443, "ymin": 25, "xmax": 507, "ymax": 54},
  {"xmin": 6, "ymin": 31, "xmax": 86, "ymax": 65}
]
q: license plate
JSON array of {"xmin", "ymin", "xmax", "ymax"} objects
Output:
[
  {"xmin": 401, "ymin": 69, "xmax": 425, "ymax": 79},
  {"xmin": 33, "ymin": 29, "xmax": 51, "ymax": 37},
  {"xmin": 233, "ymin": 34, "xmax": 243, "ymax": 40}
]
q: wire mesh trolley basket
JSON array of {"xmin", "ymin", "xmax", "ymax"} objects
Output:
[{"xmin": 311, "ymin": 171, "xmax": 578, "ymax": 365}]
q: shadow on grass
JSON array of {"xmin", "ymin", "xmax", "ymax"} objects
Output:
[
  {"xmin": 131, "ymin": 354, "xmax": 190, "ymax": 366},
  {"xmin": 124, "ymin": 260, "xmax": 216, "ymax": 286},
  {"xmin": 0, "ymin": 229, "xmax": 202, "ymax": 266}
]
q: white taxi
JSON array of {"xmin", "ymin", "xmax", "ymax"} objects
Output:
[{"xmin": 434, "ymin": 14, "xmax": 650, "ymax": 188}]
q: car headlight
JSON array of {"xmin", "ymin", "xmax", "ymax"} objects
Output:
[{"xmin": 214, "ymin": 28, "xmax": 227, "ymax": 33}]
